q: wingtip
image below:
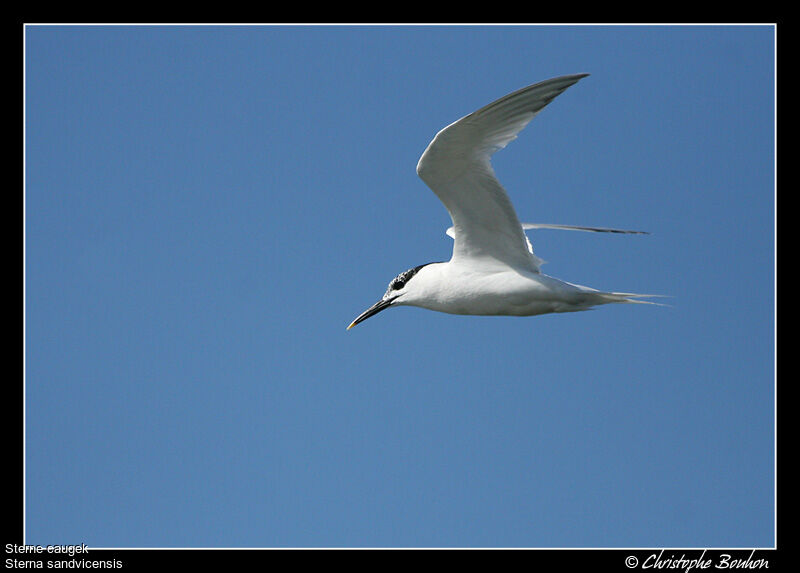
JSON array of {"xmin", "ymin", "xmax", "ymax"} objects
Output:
[
  {"xmin": 550, "ymin": 73, "xmax": 590, "ymax": 90},
  {"xmin": 542, "ymin": 73, "xmax": 590, "ymax": 86}
]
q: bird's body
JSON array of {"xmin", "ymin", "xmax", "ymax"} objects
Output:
[
  {"xmin": 348, "ymin": 74, "xmax": 658, "ymax": 330},
  {"xmin": 393, "ymin": 262, "xmax": 612, "ymax": 317}
]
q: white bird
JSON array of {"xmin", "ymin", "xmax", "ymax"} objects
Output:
[{"xmin": 348, "ymin": 74, "xmax": 658, "ymax": 330}]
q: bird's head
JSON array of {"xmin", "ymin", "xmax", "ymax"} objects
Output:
[{"xmin": 347, "ymin": 263, "xmax": 432, "ymax": 330}]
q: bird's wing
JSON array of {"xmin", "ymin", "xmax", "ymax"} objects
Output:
[
  {"xmin": 446, "ymin": 225, "xmax": 536, "ymax": 256},
  {"xmin": 521, "ymin": 223, "xmax": 648, "ymax": 235},
  {"xmin": 446, "ymin": 221, "xmax": 647, "ymax": 261},
  {"xmin": 416, "ymin": 74, "xmax": 589, "ymax": 272},
  {"xmin": 446, "ymin": 223, "xmax": 648, "ymax": 238}
]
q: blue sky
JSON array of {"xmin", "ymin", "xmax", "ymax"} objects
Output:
[{"xmin": 25, "ymin": 25, "xmax": 775, "ymax": 548}]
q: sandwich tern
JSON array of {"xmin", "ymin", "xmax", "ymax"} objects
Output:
[{"xmin": 348, "ymin": 74, "xmax": 657, "ymax": 330}]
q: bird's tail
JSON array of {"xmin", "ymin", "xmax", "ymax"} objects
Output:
[{"xmin": 593, "ymin": 291, "xmax": 670, "ymax": 307}]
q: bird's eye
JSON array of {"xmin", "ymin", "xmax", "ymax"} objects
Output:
[{"xmin": 393, "ymin": 280, "xmax": 405, "ymax": 290}]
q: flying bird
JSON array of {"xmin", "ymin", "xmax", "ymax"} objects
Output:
[{"xmin": 348, "ymin": 74, "xmax": 658, "ymax": 330}]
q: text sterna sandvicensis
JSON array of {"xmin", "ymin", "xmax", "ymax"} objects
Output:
[{"xmin": 348, "ymin": 74, "xmax": 659, "ymax": 330}]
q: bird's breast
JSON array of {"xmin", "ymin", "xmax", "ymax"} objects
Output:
[{"xmin": 413, "ymin": 268, "xmax": 584, "ymax": 317}]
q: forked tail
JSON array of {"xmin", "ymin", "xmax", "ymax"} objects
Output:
[{"xmin": 593, "ymin": 291, "xmax": 670, "ymax": 307}]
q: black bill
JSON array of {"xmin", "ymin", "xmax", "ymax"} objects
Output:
[{"xmin": 347, "ymin": 296, "xmax": 398, "ymax": 330}]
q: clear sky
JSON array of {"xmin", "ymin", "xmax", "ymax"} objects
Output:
[{"xmin": 24, "ymin": 25, "xmax": 775, "ymax": 548}]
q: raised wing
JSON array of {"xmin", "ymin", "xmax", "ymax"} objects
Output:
[{"xmin": 416, "ymin": 74, "xmax": 589, "ymax": 272}]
